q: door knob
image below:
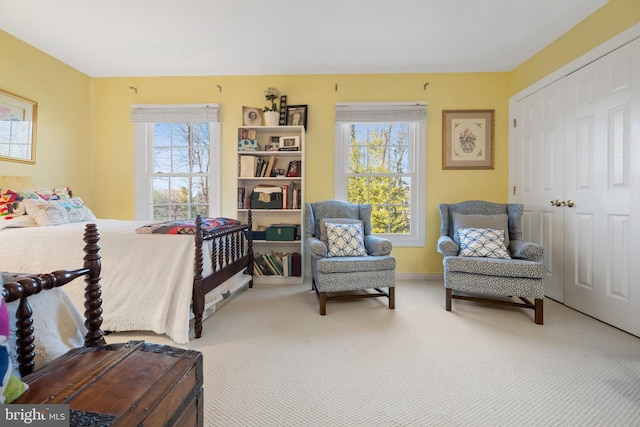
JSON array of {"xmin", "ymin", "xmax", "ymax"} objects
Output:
[
  {"xmin": 550, "ymin": 199, "xmax": 564, "ymax": 207},
  {"xmin": 566, "ymin": 200, "xmax": 575, "ymax": 208}
]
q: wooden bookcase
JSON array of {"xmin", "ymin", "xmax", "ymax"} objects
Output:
[{"xmin": 236, "ymin": 125, "xmax": 305, "ymax": 284}]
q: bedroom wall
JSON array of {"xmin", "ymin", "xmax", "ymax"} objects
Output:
[
  {"xmin": 510, "ymin": 0, "xmax": 640, "ymax": 95},
  {"xmin": 90, "ymin": 73, "xmax": 509, "ymax": 275},
  {"xmin": 1, "ymin": 0, "xmax": 634, "ymax": 275},
  {"xmin": 0, "ymin": 30, "xmax": 92, "ymax": 204}
]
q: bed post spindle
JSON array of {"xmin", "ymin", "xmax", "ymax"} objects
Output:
[
  {"xmin": 15, "ymin": 278, "xmax": 37, "ymax": 377},
  {"xmin": 247, "ymin": 210, "xmax": 254, "ymax": 285},
  {"xmin": 193, "ymin": 215, "xmax": 205, "ymax": 339},
  {"xmin": 83, "ymin": 223, "xmax": 106, "ymax": 347}
]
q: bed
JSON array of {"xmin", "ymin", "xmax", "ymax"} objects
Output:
[
  {"xmin": 2, "ymin": 230, "xmax": 204, "ymax": 425},
  {"xmin": 0, "ymin": 176, "xmax": 254, "ymax": 344}
]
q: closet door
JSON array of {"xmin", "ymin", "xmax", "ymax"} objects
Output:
[
  {"xmin": 563, "ymin": 37, "xmax": 640, "ymax": 336},
  {"xmin": 510, "ymin": 79, "xmax": 566, "ymax": 302}
]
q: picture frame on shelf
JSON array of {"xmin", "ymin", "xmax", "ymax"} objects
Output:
[
  {"xmin": 442, "ymin": 109, "xmax": 495, "ymax": 170},
  {"xmin": 279, "ymin": 95, "xmax": 288, "ymax": 125},
  {"xmin": 243, "ymin": 106, "xmax": 263, "ymax": 126},
  {"xmin": 279, "ymin": 136, "xmax": 300, "ymax": 150},
  {"xmin": 286, "ymin": 105, "xmax": 307, "ymax": 129}
]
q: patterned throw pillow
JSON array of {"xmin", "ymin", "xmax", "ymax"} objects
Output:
[
  {"xmin": 451, "ymin": 212, "xmax": 510, "ymax": 247},
  {"xmin": 24, "ymin": 197, "xmax": 96, "ymax": 226},
  {"xmin": 1, "ymin": 187, "xmax": 71, "ymax": 222},
  {"xmin": 457, "ymin": 228, "xmax": 511, "ymax": 259},
  {"xmin": 325, "ymin": 222, "xmax": 368, "ymax": 257}
]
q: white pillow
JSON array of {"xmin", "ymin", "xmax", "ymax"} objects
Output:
[
  {"xmin": 320, "ymin": 218, "xmax": 363, "ymax": 243},
  {"xmin": 24, "ymin": 197, "xmax": 96, "ymax": 226},
  {"xmin": 0, "ymin": 215, "xmax": 38, "ymax": 230},
  {"xmin": 452, "ymin": 212, "xmax": 510, "ymax": 247},
  {"xmin": 457, "ymin": 228, "xmax": 511, "ymax": 259},
  {"xmin": 325, "ymin": 222, "xmax": 368, "ymax": 257}
]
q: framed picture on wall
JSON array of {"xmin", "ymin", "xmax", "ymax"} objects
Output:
[
  {"xmin": 286, "ymin": 105, "xmax": 307, "ymax": 129},
  {"xmin": 442, "ymin": 109, "xmax": 495, "ymax": 170},
  {"xmin": 0, "ymin": 88, "xmax": 37, "ymax": 164}
]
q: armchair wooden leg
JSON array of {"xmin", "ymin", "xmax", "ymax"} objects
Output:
[
  {"xmin": 319, "ymin": 292, "xmax": 327, "ymax": 315},
  {"xmin": 445, "ymin": 288, "xmax": 452, "ymax": 311},
  {"xmin": 389, "ymin": 287, "xmax": 395, "ymax": 309},
  {"xmin": 534, "ymin": 298, "xmax": 544, "ymax": 325}
]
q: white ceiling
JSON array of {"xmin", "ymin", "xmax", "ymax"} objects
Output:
[{"xmin": 1, "ymin": 0, "xmax": 609, "ymax": 77}]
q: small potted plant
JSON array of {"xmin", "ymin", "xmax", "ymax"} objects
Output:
[{"xmin": 263, "ymin": 87, "xmax": 280, "ymax": 126}]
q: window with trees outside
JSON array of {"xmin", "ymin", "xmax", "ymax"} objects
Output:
[
  {"xmin": 334, "ymin": 103, "xmax": 426, "ymax": 247},
  {"xmin": 132, "ymin": 104, "xmax": 220, "ymax": 221}
]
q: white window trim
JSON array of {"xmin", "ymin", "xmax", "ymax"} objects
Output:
[
  {"xmin": 334, "ymin": 102, "xmax": 427, "ymax": 247},
  {"xmin": 132, "ymin": 104, "xmax": 221, "ymax": 221}
]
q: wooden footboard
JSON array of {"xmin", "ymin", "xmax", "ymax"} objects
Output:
[
  {"xmin": 192, "ymin": 212, "xmax": 254, "ymax": 338},
  {"xmin": 1, "ymin": 223, "xmax": 106, "ymax": 376}
]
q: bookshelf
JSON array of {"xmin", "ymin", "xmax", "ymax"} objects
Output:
[{"xmin": 236, "ymin": 125, "xmax": 305, "ymax": 285}]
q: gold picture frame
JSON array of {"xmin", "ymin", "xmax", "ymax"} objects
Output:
[
  {"xmin": 442, "ymin": 109, "xmax": 494, "ymax": 170},
  {"xmin": 0, "ymin": 89, "xmax": 37, "ymax": 164}
]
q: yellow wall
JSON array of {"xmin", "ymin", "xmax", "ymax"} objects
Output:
[
  {"xmin": 510, "ymin": 0, "xmax": 640, "ymax": 94},
  {"xmin": 0, "ymin": 30, "xmax": 92, "ymax": 203},
  {"xmin": 91, "ymin": 73, "xmax": 510, "ymax": 274},
  {"xmin": 1, "ymin": 0, "xmax": 637, "ymax": 274}
]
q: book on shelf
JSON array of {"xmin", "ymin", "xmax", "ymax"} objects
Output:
[
  {"xmin": 291, "ymin": 253, "xmax": 302, "ymax": 277},
  {"xmin": 255, "ymin": 158, "xmax": 265, "ymax": 177},
  {"xmin": 237, "ymin": 187, "xmax": 245, "ymax": 209},
  {"xmin": 281, "ymin": 184, "xmax": 289, "ymax": 209},
  {"xmin": 286, "ymin": 160, "xmax": 300, "ymax": 177},
  {"xmin": 240, "ymin": 155, "xmax": 258, "ymax": 177},
  {"xmin": 264, "ymin": 155, "xmax": 277, "ymax": 178}
]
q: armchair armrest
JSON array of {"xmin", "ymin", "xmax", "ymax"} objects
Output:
[
  {"xmin": 364, "ymin": 235, "xmax": 392, "ymax": 256},
  {"xmin": 438, "ymin": 236, "xmax": 459, "ymax": 257},
  {"xmin": 509, "ymin": 240, "xmax": 544, "ymax": 262},
  {"xmin": 306, "ymin": 236, "xmax": 328, "ymax": 258}
]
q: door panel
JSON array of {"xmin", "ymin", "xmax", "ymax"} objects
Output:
[
  {"xmin": 564, "ymin": 37, "xmax": 640, "ymax": 336},
  {"xmin": 510, "ymin": 79, "xmax": 566, "ymax": 302}
]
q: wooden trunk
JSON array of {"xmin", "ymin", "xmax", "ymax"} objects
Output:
[{"xmin": 13, "ymin": 341, "xmax": 203, "ymax": 427}]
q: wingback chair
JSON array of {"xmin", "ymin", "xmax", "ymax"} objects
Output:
[
  {"xmin": 305, "ymin": 200, "xmax": 396, "ymax": 315},
  {"xmin": 437, "ymin": 200, "xmax": 545, "ymax": 324}
]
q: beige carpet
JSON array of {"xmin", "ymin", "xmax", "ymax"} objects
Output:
[{"xmin": 107, "ymin": 280, "xmax": 640, "ymax": 426}]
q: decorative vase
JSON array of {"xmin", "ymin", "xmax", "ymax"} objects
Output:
[{"xmin": 264, "ymin": 111, "xmax": 280, "ymax": 126}]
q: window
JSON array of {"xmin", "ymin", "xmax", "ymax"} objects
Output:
[
  {"xmin": 334, "ymin": 103, "xmax": 427, "ymax": 247},
  {"xmin": 132, "ymin": 104, "xmax": 220, "ymax": 221}
]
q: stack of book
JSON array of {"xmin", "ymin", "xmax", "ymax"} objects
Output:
[{"xmin": 253, "ymin": 251, "xmax": 301, "ymax": 277}]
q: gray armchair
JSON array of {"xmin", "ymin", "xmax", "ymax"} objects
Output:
[
  {"xmin": 305, "ymin": 200, "xmax": 396, "ymax": 315},
  {"xmin": 437, "ymin": 200, "xmax": 545, "ymax": 324}
]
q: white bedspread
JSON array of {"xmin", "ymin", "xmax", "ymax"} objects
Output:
[{"xmin": 0, "ymin": 220, "xmax": 215, "ymax": 344}]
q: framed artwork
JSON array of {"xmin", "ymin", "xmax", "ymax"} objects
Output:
[
  {"xmin": 442, "ymin": 109, "xmax": 494, "ymax": 170},
  {"xmin": 0, "ymin": 89, "xmax": 37, "ymax": 164},
  {"xmin": 279, "ymin": 95, "xmax": 288, "ymax": 125},
  {"xmin": 242, "ymin": 106, "xmax": 263, "ymax": 126},
  {"xmin": 279, "ymin": 136, "xmax": 300, "ymax": 150},
  {"xmin": 286, "ymin": 105, "xmax": 307, "ymax": 129}
]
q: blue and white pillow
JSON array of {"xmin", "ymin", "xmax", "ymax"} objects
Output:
[
  {"xmin": 325, "ymin": 222, "xmax": 368, "ymax": 257},
  {"xmin": 457, "ymin": 228, "xmax": 511, "ymax": 259}
]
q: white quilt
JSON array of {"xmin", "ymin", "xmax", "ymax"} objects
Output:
[{"xmin": 0, "ymin": 219, "xmax": 246, "ymax": 344}]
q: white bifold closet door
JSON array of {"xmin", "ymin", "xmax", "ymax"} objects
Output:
[{"xmin": 511, "ymin": 36, "xmax": 640, "ymax": 336}]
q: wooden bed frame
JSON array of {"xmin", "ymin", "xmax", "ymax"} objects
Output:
[
  {"xmin": 2, "ymin": 214, "xmax": 254, "ymax": 375},
  {"xmin": 192, "ymin": 212, "xmax": 254, "ymax": 338},
  {"xmin": 2, "ymin": 223, "xmax": 106, "ymax": 376}
]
